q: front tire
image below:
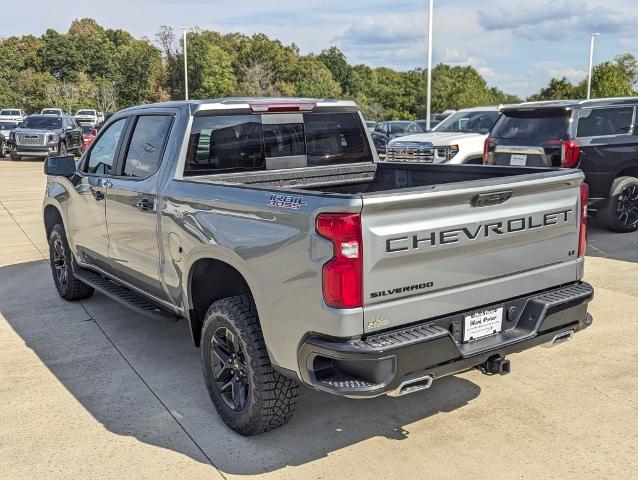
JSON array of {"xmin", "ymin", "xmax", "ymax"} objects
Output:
[
  {"xmin": 599, "ymin": 176, "xmax": 638, "ymax": 233},
  {"xmin": 49, "ymin": 224, "xmax": 94, "ymax": 301},
  {"xmin": 9, "ymin": 152, "xmax": 20, "ymax": 161},
  {"xmin": 201, "ymin": 295, "xmax": 299, "ymax": 436}
]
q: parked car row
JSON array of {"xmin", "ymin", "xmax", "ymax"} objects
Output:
[{"xmin": 0, "ymin": 106, "xmax": 106, "ymax": 159}]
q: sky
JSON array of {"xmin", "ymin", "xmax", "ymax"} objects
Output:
[{"xmin": 4, "ymin": 0, "xmax": 638, "ymax": 98}]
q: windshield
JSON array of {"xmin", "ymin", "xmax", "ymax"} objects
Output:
[
  {"xmin": 0, "ymin": 121, "xmax": 18, "ymax": 129},
  {"xmin": 42, "ymin": 109, "xmax": 60, "ymax": 115},
  {"xmin": 433, "ymin": 110, "xmax": 500, "ymax": 134},
  {"xmin": 77, "ymin": 110, "xmax": 95, "ymax": 116},
  {"xmin": 1, "ymin": 110, "xmax": 20, "ymax": 116},
  {"xmin": 390, "ymin": 122, "xmax": 422, "ymax": 134},
  {"xmin": 491, "ymin": 109, "xmax": 571, "ymax": 141},
  {"xmin": 22, "ymin": 116, "xmax": 62, "ymax": 130}
]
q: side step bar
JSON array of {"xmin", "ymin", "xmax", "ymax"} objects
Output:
[{"xmin": 74, "ymin": 268, "xmax": 179, "ymax": 322}]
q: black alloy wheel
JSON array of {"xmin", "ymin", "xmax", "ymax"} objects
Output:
[
  {"xmin": 616, "ymin": 184, "xmax": 638, "ymax": 228},
  {"xmin": 52, "ymin": 237, "xmax": 68, "ymax": 287},
  {"xmin": 211, "ymin": 326, "xmax": 250, "ymax": 411}
]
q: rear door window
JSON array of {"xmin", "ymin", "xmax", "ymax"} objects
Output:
[
  {"xmin": 491, "ymin": 110, "xmax": 571, "ymax": 142},
  {"xmin": 121, "ymin": 115, "xmax": 173, "ymax": 178},
  {"xmin": 576, "ymin": 106, "xmax": 634, "ymax": 137},
  {"xmin": 185, "ymin": 112, "xmax": 372, "ymax": 176}
]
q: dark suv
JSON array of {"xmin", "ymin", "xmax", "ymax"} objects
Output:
[
  {"xmin": 484, "ymin": 98, "xmax": 638, "ymax": 232},
  {"xmin": 8, "ymin": 114, "xmax": 82, "ymax": 160},
  {"xmin": 371, "ymin": 120, "xmax": 423, "ymax": 155}
]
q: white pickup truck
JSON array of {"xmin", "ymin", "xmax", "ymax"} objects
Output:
[{"xmin": 385, "ymin": 106, "xmax": 501, "ymax": 165}]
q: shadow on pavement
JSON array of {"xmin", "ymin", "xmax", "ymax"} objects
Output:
[
  {"xmin": 1, "ymin": 260, "xmax": 481, "ymax": 475},
  {"xmin": 586, "ymin": 217, "xmax": 638, "ymax": 263}
]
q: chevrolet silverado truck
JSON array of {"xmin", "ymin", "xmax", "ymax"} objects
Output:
[{"xmin": 43, "ymin": 98, "xmax": 594, "ymax": 436}]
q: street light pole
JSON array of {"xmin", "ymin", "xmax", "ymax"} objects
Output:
[
  {"xmin": 426, "ymin": 0, "xmax": 433, "ymax": 130},
  {"xmin": 587, "ymin": 32, "xmax": 600, "ymax": 100},
  {"xmin": 182, "ymin": 27, "xmax": 189, "ymax": 101}
]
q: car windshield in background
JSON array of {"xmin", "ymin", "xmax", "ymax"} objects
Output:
[
  {"xmin": 22, "ymin": 116, "xmax": 62, "ymax": 130},
  {"xmin": 434, "ymin": 110, "xmax": 500, "ymax": 134},
  {"xmin": 77, "ymin": 110, "xmax": 94, "ymax": 116},
  {"xmin": 1, "ymin": 110, "xmax": 21, "ymax": 116},
  {"xmin": 185, "ymin": 112, "xmax": 373, "ymax": 175},
  {"xmin": 0, "ymin": 121, "xmax": 18, "ymax": 129},
  {"xmin": 490, "ymin": 109, "xmax": 570, "ymax": 141},
  {"xmin": 389, "ymin": 122, "xmax": 422, "ymax": 134}
]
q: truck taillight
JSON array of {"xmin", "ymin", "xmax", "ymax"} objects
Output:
[
  {"xmin": 578, "ymin": 183, "xmax": 588, "ymax": 258},
  {"xmin": 483, "ymin": 138, "xmax": 495, "ymax": 164},
  {"xmin": 561, "ymin": 139, "xmax": 580, "ymax": 168},
  {"xmin": 316, "ymin": 213, "xmax": 362, "ymax": 309}
]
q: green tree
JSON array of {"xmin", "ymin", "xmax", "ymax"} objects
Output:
[
  {"xmin": 290, "ymin": 56, "xmax": 341, "ymax": 98},
  {"xmin": 318, "ymin": 47, "xmax": 353, "ymax": 94},
  {"xmin": 528, "ymin": 77, "xmax": 577, "ymax": 101},
  {"xmin": 430, "ymin": 64, "xmax": 493, "ymax": 112},
  {"xmin": 116, "ymin": 39, "xmax": 165, "ymax": 106},
  {"xmin": 187, "ymin": 33, "xmax": 236, "ymax": 99}
]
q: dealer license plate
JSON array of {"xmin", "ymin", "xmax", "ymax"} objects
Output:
[
  {"xmin": 463, "ymin": 307, "xmax": 503, "ymax": 342},
  {"xmin": 510, "ymin": 154, "xmax": 527, "ymax": 166}
]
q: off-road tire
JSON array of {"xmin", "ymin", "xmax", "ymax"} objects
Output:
[
  {"xmin": 599, "ymin": 176, "xmax": 638, "ymax": 233},
  {"xmin": 9, "ymin": 152, "xmax": 20, "ymax": 161},
  {"xmin": 201, "ymin": 295, "xmax": 299, "ymax": 436},
  {"xmin": 49, "ymin": 223, "xmax": 94, "ymax": 301}
]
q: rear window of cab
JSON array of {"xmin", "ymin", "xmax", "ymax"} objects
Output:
[{"xmin": 184, "ymin": 112, "xmax": 373, "ymax": 176}]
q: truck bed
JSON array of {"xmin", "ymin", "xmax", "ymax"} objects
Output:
[{"xmin": 189, "ymin": 162, "xmax": 564, "ymax": 196}]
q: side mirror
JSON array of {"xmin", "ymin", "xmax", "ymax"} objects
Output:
[{"xmin": 44, "ymin": 156, "xmax": 76, "ymax": 177}]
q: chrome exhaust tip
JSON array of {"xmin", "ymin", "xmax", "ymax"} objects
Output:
[
  {"xmin": 388, "ymin": 374, "xmax": 433, "ymax": 397},
  {"xmin": 544, "ymin": 329, "xmax": 575, "ymax": 348}
]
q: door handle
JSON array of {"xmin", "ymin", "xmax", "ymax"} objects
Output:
[{"xmin": 136, "ymin": 198, "xmax": 154, "ymax": 211}]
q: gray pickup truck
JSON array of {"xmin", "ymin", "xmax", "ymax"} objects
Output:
[{"xmin": 42, "ymin": 98, "xmax": 594, "ymax": 436}]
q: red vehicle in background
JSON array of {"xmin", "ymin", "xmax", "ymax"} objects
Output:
[{"xmin": 81, "ymin": 125, "xmax": 97, "ymax": 152}]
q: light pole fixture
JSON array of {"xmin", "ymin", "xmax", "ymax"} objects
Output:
[
  {"xmin": 426, "ymin": 0, "xmax": 434, "ymax": 130},
  {"xmin": 587, "ymin": 32, "xmax": 600, "ymax": 100},
  {"xmin": 182, "ymin": 27, "xmax": 190, "ymax": 101}
]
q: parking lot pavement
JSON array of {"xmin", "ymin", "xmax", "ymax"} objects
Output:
[{"xmin": 1, "ymin": 159, "xmax": 637, "ymax": 480}]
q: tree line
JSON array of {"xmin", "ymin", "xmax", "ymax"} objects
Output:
[{"xmin": 1, "ymin": 19, "xmax": 636, "ymax": 120}]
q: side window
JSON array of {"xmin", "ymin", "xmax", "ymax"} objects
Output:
[
  {"xmin": 85, "ymin": 118, "xmax": 126, "ymax": 175},
  {"xmin": 374, "ymin": 123, "xmax": 383, "ymax": 133},
  {"xmin": 577, "ymin": 106, "xmax": 634, "ymax": 137},
  {"xmin": 122, "ymin": 115, "xmax": 173, "ymax": 178}
]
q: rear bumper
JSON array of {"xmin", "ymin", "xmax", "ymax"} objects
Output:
[{"xmin": 297, "ymin": 282, "xmax": 594, "ymax": 398}]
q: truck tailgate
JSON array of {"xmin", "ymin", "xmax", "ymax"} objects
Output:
[{"xmin": 361, "ymin": 171, "xmax": 584, "ymax": 333}]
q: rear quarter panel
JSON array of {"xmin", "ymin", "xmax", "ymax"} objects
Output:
[{"xmin": 159, "ymin": 180, "xmax": 363, "ymax": 371}]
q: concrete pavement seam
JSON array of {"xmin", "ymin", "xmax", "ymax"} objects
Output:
[
  {"xmin": 77, "ymin": 300, "xmax": 227, "ymax": 478},
  {"xmin": 0, "ymin": 198, "xmax": 48, "ymax": 260}
]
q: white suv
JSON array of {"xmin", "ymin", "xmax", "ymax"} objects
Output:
[{"xmin": 385, "ymin": 106, "xmax": 502, "ymax": 165}]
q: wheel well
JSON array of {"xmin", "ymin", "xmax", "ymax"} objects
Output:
[
  {"xmin": 43, "ymin": 205, "xmax": 63, "ymax": 240},
  {"xmin": 463, "ymin": 156, "xmax": 484, "ymax": 165},
  {"xmin": 617, "ymin": 167, "xmax": 638, "ymax": 180},
  {"xmin": 188, "ymin": 258, "xmax": 252, "ymax": 346}
]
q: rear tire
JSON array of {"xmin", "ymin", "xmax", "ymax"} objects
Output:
[
  {"xmin": 201, "ymin": 295, "xmax": 299, "ymax": 436},
  {"xmin": 49, "ymin": 224, "xmax": 94, "ymax": 301},
  {"xmin": 599, "ymin": 176, "xmax": 638, "ymax": 233}
]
